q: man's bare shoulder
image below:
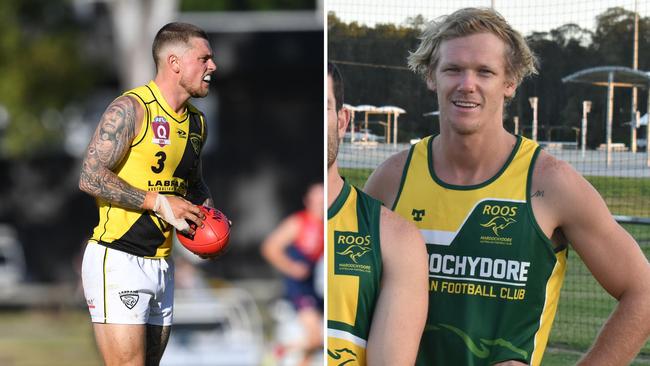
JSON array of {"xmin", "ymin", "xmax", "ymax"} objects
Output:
[
  {"xmin": 533, "ymin": 150, "xmax": 574, "ymax": 179},
  {"xmin": 531, "ymin": 149, "xmax": 609, "ymax": 231},
  {"xmin": 112, "ymin": 94, "xmax": 141, "ymax": 111},
  {"xmin": 121, "ymin": 94, "xmax": 145, "ymax": 122},
  {"xmin": 378, "ymin": 205, "xmax": 427, "ymax": 281},
  {"xmin": 379, "ymin": 206, "xmax": 423, "ymax": 250},
  {"xmin": 532, "ymin": 150, "xmax": 590, "ymax": 197},
  {"xmin": 99, "ymin": 95, "xmax": 145, "ymax": 132},
  {"xmin": 364, "ymin": 149, "xmax": 410, "ymax": 208}
]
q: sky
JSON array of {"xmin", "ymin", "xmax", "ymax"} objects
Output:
[{"xmin": 327, "ymin": 0, "xmax": 650, "ymax": 36}]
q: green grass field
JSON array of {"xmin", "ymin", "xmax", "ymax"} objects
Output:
[
  {"xmin": 586, "ymin": 176, "xmax": 650, "ymax": 217},
  {"xmin": 544, "ymin": 348, "xmax": 650, "ymax": 365},
  {"xmin": 3, "ymin": 307, "xmax": 647, "ymax": 365},
  {"xmin": 340, "ymin": 167, "xmax": 650, "ymax": 363},
  {"xmin": 0, "ymin": 308, "xmax": 100, "ymax": 366},
  {"xmin": 340, "ymin": 168, "xmax": 374, "ymax": 190}
]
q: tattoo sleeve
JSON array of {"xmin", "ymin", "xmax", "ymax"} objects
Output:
[{"xmin": 79, "ymin": 96, "xmax": 146, "ymax": 210}]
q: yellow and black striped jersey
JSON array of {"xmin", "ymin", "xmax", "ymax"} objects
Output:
[{"xmin": 90, "ymin": 81, "xmax": 206, "ymax": 258}]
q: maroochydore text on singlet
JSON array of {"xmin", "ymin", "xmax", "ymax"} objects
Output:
[{"xmin": 393, "ymin": 135, "xmax": 567, "ymax": 366}]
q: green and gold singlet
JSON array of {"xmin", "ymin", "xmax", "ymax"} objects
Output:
[
  {"xmin": 90, "ymin": 81, "xmax": 206, "ymax": 258},
  {"xmin": 393, "ymin": 135, "xmax": 567, "ymax": 366},
  {"xmin": 327, "ymin": 182, "xmax": 382, "ymax": 365}
]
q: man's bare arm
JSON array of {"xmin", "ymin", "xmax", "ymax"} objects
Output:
[
  {"xmin": 260, "ymin": 215, "xmax": 309, "ymax": 279},
  {"xmin": 367, "ymin": 207, "xmax": 429, "ymax": 365},
  {"xmin": 533, "ymin": 154, "xmax": 650, "ymax": 365},
  {"xmin": 78, "ymin": 96, "xmax": 203, "ymax": 230},
  {"xmin": 79, "ymin": 96, "xmax": 146, "ymax": 209},
  {"xmin": 364, "ymin": 150, "xmax": 409, "ymax": 208}
]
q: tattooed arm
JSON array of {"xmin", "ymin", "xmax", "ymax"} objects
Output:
[
  {"xmin": 79, "ymin": 96, "xmax": 204, "ymax": 229},
  {"xmin": 79, "ymin": 96, "xmax": 147, "ymax": 210}
]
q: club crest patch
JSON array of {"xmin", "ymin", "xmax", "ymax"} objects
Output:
[
  {"xmin": 334, "ymin": 231, "xmax": 373, "ymax": 274},
  {"xmin": 152, "ymin": 116, "xmax": 171, "ymax": 147},
  {"xmin": 119, "ymin": 291, "xmax": 139, "ymax": 310},
  {"xmin": 189, "ymin": 133, "xmax": 203, "ymax": 156}
]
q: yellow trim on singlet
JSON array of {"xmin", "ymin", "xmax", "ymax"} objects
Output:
[
  {"xmin": 531, "ymin": 249, "xmax": 567, "ymax": 365},
  {"xmin": 394, "ymin": 136, "xmax": 534, "ymax": 234},
  {"xmin": 328, "ymin": 186, "xmax": 361, "ymax": 327},
  {"xmin": 327, "ymin": 182, "xmax": 383, "ymax": 366}
]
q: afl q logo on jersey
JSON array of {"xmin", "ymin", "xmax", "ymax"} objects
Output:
[{"xmin": 152, "ymin": 116, "xmax": 171, "ymax": 147}]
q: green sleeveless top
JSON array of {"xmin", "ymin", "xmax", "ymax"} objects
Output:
[
  {"xmin": 393, "ymin": 135, "xmax": 567, "ymax": 366},
  {"xmin": 327, "ymin": 181, "xmax": 383, "ymax": 365}
]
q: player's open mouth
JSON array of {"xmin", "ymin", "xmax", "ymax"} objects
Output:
[
  {"xmin": 452, "ymin": 100, "xmax": 479, "ymax": 108},
  {"xmin": 202, "ymin": 75, "xmax": 211, "ymax": 83}
]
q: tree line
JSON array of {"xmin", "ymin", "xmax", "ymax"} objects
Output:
[{"xmin": 329, "ymin": 7, "xmax": 650, "ymax": 148}]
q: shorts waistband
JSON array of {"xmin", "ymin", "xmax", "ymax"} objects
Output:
[{"xmin": 87, "ymin": 240, "xmax": 169, "ymax": 260}]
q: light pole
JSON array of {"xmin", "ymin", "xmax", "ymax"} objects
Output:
[
  {"xmin": 529, "ymin": 97, "xmax": 538, "ymax": 141},
  {"xmin": 581, "ymin": 100, "xmax": 592, "ymax": 158},
  {"xmin": 631, "ymin": 0, "xmax": 639, "ymax": 152},
  {"xmin": 606, "ymin": 72, "xmax": 614, "ymax": 167},
  {"xmin": 513, "ymin": 116, "xmax": 519, "ymax": 135}
]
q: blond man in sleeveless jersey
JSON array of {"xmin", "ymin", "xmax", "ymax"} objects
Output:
[
  {"xmin": 79, "ymin": 22, "xmax": 217, "ymax": 365},
  {"xmin": 364, "ymin": 7, "xmax": 650, "ymax": 366},
  {"xmin": 327, "ymin": 62, "xmax": 428, "ymax": 365}
]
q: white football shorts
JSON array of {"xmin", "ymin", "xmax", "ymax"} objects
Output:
[{"xmin": 81, "ymin": 241, "xmax": 174, "ymax": 326}]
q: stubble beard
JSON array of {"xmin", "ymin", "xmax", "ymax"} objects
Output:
[
  {"xmin": 180, "ymin": 75, "xmax": 208, "ymax": 98},
  {"xmin": 327, "ymin": 133, "xmax": 339, "ymax": 169},
  {"xmin": 191, "ymin": 88, "xmax": 209, "ymax": 98}
]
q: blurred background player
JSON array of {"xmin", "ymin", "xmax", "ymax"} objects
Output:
[
  {"xmin": 327, "ymin": 62, "xmax": 428, "ymax": 365},
  {"xmin": 261, "ymin": 183, "xmax": 324, "ymax": 366},
  {"xmin": 79, "ymin": 22, "xmax": 216, "ymax": 365}
]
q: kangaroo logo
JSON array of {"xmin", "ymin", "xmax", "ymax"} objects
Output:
[
  {"xmin": 328, "ymin": 347, "xmax": 358, "ymax": 365},
  {"xmin": 337, "ymin": 245, "xmax": 371, "ymax": 263},
  {"xmin": 412, "ymin": 209, "xmax": 426, "ymax": 221},
  {"xmin": 480, "ymin": 217, "xmax": 516, "ymax": 236}
]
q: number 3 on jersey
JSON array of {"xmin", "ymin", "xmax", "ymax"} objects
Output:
[{"xmin": 151, "ymin": 151, "xmax": 166, "ymax": 173}]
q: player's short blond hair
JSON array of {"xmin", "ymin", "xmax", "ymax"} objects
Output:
[{"xmin": 407, "ymin": 7, "xmax": 537, "ymax": 89}]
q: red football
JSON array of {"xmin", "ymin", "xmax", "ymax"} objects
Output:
[{"xmin": 176, "ymin": 206, "xmax": 231, "ymax": 256}]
